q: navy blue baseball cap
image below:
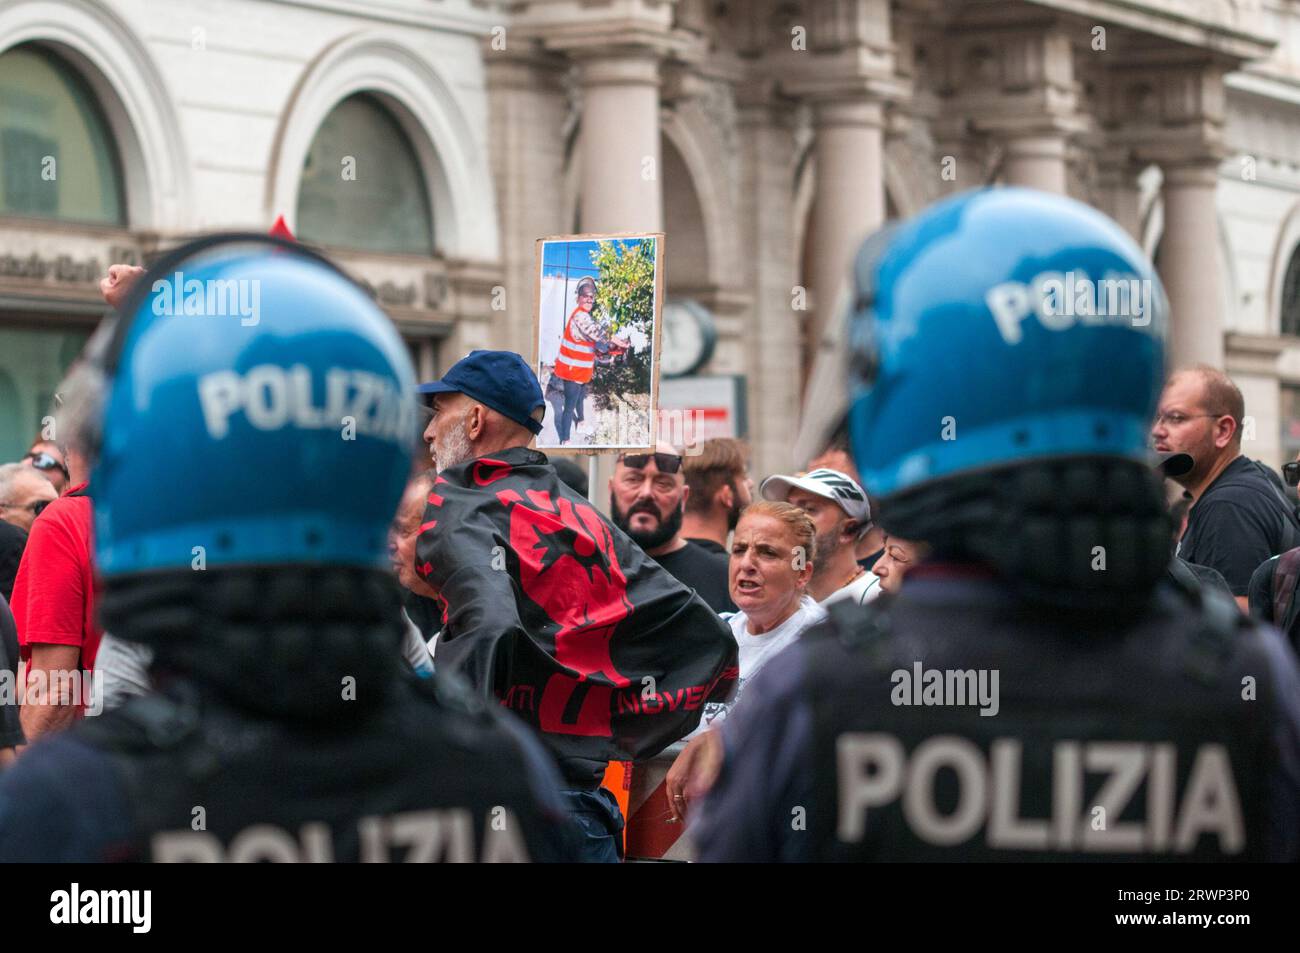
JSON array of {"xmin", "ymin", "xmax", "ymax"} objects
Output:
[{"xmin": 417, "ymin": 350, "xmax": 546, "ymax": 435}]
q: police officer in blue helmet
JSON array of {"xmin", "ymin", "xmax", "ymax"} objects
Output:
[
  {"xmin": 691, "ymin": 188, "xmax": 1300, "ymax": 862},
  {"xmin": 0, "ymin": 234, "xmax": 577, "ymax": 862}
]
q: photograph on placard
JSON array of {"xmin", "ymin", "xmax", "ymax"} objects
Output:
[{"xmin": 534, "ymin": 234, "xmax": 662, "ymax": 451}]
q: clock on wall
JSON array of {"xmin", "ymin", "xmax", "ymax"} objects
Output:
[{"xmin": 660, "ymin": 299, "xmax": 717, "ymax": 378}]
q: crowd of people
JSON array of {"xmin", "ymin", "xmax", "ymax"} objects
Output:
[{"xmin": 0, "ymin": 188, "xmax": 1297, "ymax": 863}]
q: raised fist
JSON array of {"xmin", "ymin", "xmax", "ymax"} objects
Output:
[{"xmin": 99, "ymin": 263, "xmax": 146, "ymax": 310}]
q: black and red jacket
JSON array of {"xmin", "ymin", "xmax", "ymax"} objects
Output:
[{"xmin": 416, "ymin": 447, "xmax": 737, "ymax": 784}]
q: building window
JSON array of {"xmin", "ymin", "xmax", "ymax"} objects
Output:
[
  {"xmin": 296, "ymin": 94, "xmax": 434, "ymax": 256},
  {"xmin": 0, "ymin": 45, "xmax": 125, "ymax": 225},
  {"xmin": 0, "ymin": 325, "xmax": 91, "ymax": 463},
  {"xmin": 1282, "ymin": 244, "xmax": 1300, "ymax": 337}
]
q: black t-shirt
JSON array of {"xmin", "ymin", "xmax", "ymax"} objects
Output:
[
  {"xmin": 1178, "ymin": 457, "xmax": 1300, "ymax": 596},
  {"xmin": 685, "ymin": 537, "xmax": 727, "ymax": 556},
  {"xmin": 0, "ymin": 520, "xmax": 24, "ymax": 603},
  {"xmin": 0, "ymin": 594, "xmax": 24, "ymax": 748},
  {"xmin": 655, "ymin": 540, "xmax": 736, "ymax": 614}
]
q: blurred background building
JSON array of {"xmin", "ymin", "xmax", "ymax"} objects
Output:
[{"xmin": 0, "ymin": 0, "xmax": 1298, "ymax": 477}]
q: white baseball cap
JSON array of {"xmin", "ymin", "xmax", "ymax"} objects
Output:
[{"xmin": 760, "ymin": 468, "xmax": 871, "ymax": 525}]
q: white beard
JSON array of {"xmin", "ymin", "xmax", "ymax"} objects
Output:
[{"xmin": 432, "ymin": 416, "xmax": 473, "ymax": 474}]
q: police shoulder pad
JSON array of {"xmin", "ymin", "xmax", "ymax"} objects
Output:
[
  {"xmin": 77, "ymin": 691, "xmax": 201, "ymax": 752},
  {"xmin": 819, "ymin": 598, "xmax": 896, "ymax": 671},
  {"xmin": 1181, "ymin": 586, "xmax": 1248, "ymax": 686},
  {"xmin": 419, "ymin": 668, "xmax": 492, "ymax": 721}
]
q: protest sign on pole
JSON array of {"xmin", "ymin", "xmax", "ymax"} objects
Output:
[{"xmin": 532, "ymin": 233, "xmax": 664, "ymax": 460}]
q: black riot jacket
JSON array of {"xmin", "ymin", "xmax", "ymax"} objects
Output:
[
  {"xmin": 802, "ymin": 577, "xmax": 1293, "ymax": 862},
  {"xmin": 0, "ymin": 564, "xmax": 578, "ymax": 863},
  {"xmin": 65, "ymin": 671, "xmax": 578, "ymax": 863}
]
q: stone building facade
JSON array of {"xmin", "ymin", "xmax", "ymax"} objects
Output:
[{"xmin": 2, "ymin": 0, "xmax": 1300, "ymax": 477}]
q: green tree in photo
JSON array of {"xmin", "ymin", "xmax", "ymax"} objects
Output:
[{"xmin": 589, "ymin": 239, "xmax": 655, "ymax": 406}]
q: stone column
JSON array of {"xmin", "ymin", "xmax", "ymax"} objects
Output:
[
  {"xmin": 952, "ymin": 26, "xmax": 1084, "ymax": 197},
  {"xmin": 484, "ymin": 45, "xmax": 570, "ymax": 357},
  {"xmin": 1105, "ymin": 61, "xmax": 1229, "ymax": 371},
  {"xmin": 1095, "ymin": 149, "xmax": 1143, "ymax": 241},
  {"xmin": 1160, "ymin": 159, "xmax": 1225, "ymax": 369},
  {"xmin": 1225, "ymin": 334, "xmax": 1285, "ymax": 466},
  {"xmin": 779, "ymin": 0, "xmax": 901, "ymax": 378},
  {"xmin": 576, "ymin": 54, "xmax": 663, "ymax": 233},
  {"xmin": 932, "ymin": 119, "xmax": 986, "ymax": 195},
  {"xmin": 737, "ymin": 87, "xmax": 801, "ymax": 475},
  {"xmin": 1001, "ymin": 132, "xmax": 1070, "ymax": 194},
  {"xmin": 806, "ymin": 97, "xmax": 885, "ymax": 367}
]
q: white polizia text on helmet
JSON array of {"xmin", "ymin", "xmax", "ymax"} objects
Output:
[
  {"xmin": 985, "ymin": 271, "xmax": 1156, "ymax": 345},
  {"xmin": 197, "ymin": 365, "xmax": 414, "ymax": 443}
]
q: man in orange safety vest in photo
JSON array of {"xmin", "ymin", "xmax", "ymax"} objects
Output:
[{"xmin": 553, "ymin": 276, "xmax": 627, "ymax": 445}]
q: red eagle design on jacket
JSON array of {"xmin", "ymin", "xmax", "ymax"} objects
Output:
[{"xmin": 414, "ymin": 447, "xmax": 738, "ymax": 769}]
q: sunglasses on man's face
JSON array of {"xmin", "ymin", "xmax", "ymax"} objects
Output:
[
  {"xmin": 1285, "ymin": 461, "xmax": 1300, "ymax": 487},
  {"xmin": 26, "ymin": 451, "xmax": 69, "ymax": 479},
  {"xmin": 619, "ymin": 452, "xmax": 683, "ymax": 474}
]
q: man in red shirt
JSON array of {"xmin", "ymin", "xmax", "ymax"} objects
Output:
[
  {"xmin": 11, "ymin": 447, "xmax": 99, "ymax": 741},
  {"xmin": 7, "ymin": 265, "xmax": 139, "ymax": 742}
]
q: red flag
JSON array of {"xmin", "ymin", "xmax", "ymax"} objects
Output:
[{"xmin": 268, "ymin": 215, "xmax": 295, "ymax": 241}]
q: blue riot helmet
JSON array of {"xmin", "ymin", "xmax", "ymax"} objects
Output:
[
  {"xmin": 839, "ymin": 188, "xmax": 1172, "ymax": 604},
  {"xmin": 64, "ymin": 233, "xmax": 418, "ymax": 575},
  {"xmin": 58, "ymin": 234, "xmax": 419, "ymax": 717}
]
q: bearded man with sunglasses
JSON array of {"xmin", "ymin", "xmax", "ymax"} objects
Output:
[
  {"xmin": 610, "ymin": 443, "xmax": 736, "ymax": 614},
  {"xmin": 1153, "ymin": 366, "xmax": 1300, "ymax": 611}
]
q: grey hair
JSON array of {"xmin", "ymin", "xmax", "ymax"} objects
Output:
[
  {"xmin": 50, "ymin": 352, "xmax": 108, "ymax": 460},
  {"xmin": 0, "ymin": 462, "xmax": 34, "ymax": 503}
]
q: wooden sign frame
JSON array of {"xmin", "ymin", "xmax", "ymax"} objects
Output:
[{"xmin": 532, "ymin": 231, "xmax": 665, "ymax": 455}]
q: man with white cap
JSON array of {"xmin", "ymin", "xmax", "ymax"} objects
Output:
[{"xmin": 760, "ymin": 468, "xmax": 881, "ymax": 607}]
